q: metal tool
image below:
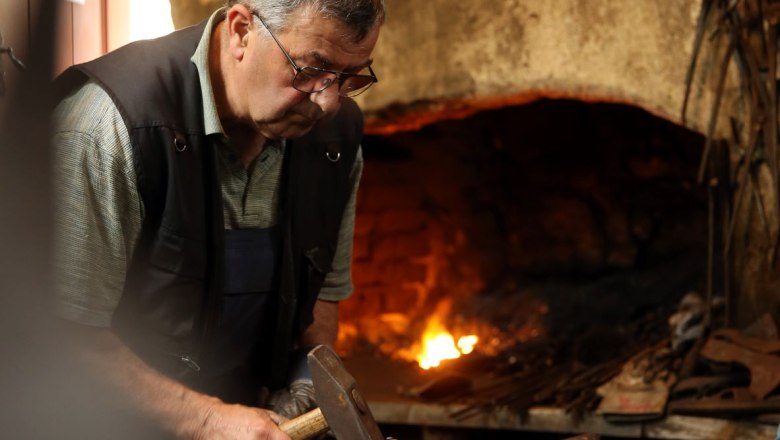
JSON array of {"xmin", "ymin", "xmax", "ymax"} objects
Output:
[
  {"xmin": 0, "ymin": 28, "xmax": 26, "ymax": 97},
  {"xmin": 700, "ymin": 337, "xmax": 780, "ymax": 399},
  {"xmin": 279, "ymin": 345, "xmax": 384, "ymax": 440}
]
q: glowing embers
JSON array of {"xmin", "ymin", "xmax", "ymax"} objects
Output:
[{"xmin": 336, "ymin": 292, "xmax": 548, "ymax": 371}]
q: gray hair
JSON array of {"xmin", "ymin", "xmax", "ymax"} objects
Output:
[{"xmin": 227, "ymin": 0, "xmax": 385, "ymax": 41}]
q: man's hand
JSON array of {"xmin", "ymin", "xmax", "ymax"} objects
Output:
[
  {"xmin": 267, "ymin": 378, "xmax": 317, "ymax": 419},
  {"xmin": 195, "ymin": 401, "xmax": 291, "ymax": 440}
]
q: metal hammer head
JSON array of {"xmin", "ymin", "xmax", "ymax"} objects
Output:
[{"xmin": 308, "ymin": 345, "xmax": 384, "ymax": 440}]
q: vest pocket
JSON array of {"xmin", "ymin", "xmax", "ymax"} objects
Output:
[
  {"xmin": 148, "ymin": 225, "xmax": 206, "ymax": 279},
  {"xmin": 124, "ymin": 226, "xmax": 206, "ymax": 340},
  {"xmin": 304, "ymin": 246, "xmax": 334, "ymax": 276}
]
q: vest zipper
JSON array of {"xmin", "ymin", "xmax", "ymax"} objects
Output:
[{"xmin": 179, "ymin": 355, "xmax": 201, "ymax": 372}]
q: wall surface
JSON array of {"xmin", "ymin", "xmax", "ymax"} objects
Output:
[
  {"xmin": 170, "ymin": 0, "xmax": 221, "ymax": 29},
  {"xmin": 353, "ymin": 0, "xmax": 734, "ymax": 135}
]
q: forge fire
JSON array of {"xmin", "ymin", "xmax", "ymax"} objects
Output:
[{"xmin": 339, "ymin": 99, "xmax": 708, "ymax": 367}]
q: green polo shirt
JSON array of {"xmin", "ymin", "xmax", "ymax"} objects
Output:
[{"xmin": 52, "ymin": 9, "xmax": 361, "ymax": 328}]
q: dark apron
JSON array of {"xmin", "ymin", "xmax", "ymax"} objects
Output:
[{"xmin": 198, "ymin": 226, "xmax": 281, "ymax": 405}]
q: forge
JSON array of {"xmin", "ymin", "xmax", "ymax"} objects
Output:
[
  {"xmin": 339, "ymin": 99, "xmax": 707, "ymax": 436},
  {"xmin": 336, "ymin": 99, "xmax": 777, "ymax": 439},
  {"xmin": 341, "ymin": 98, "xmax": 708, "ymax": 359}
]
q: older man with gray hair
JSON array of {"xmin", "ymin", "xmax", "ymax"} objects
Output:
[{"xmin": 51, "ymin": 0, "xmax": 384, "ymax": 438}]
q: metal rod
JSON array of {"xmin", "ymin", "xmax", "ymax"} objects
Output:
[
  {"xmin": 683, "ymin": 0, "xmax": 716, "ymax": 124},
  {"xmin": 725, "ymin": 119, "xmax": 761, "ymax": 253},
  {"xmin": 750, "ymin": 166, "xmax": 772, "ymax": 246},
  {"xmin": 707, "ymin": 179, "xmax": 715, "ymax": 328},
  {"xmin": 767, "ymin": 22, "xmax": 780, "ymax": 266},
  {"xmin": 698, "ymin": 35, "xmax": 736, "ymax": 184}
]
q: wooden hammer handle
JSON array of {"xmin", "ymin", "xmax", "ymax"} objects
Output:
[{"xmin": 278, "ymin": 407, "xmax": 329, "ymax": 440}]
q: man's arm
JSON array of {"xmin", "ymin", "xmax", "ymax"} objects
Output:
[
  {"xmin": 68, "ymin": 324, "xmax": 291, "ymax": 440},
  {"xmin": 52, "ymin": 84, "xmax": 289, "ymax": 439}
]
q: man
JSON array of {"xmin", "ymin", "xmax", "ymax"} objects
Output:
[{"xmin": 51, "ymin": 0, "xmax": 384, "ymax": 438}]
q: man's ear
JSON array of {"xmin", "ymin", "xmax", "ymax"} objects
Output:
[{"xmin": 225, "ymin": 4, "xmax": 254, "ymax": 60}]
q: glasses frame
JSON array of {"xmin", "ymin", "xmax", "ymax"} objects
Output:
[{"xmin": 252, "ymin": 12, "xmax": 378, "ymax": 97}]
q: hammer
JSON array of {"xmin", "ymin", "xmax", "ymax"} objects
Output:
[{"xmin": 278, "ymin": 345, "xmax": 385, "ymax": 440}]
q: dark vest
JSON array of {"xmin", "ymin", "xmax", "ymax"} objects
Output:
[{"xmin": 55, "ymin": 21, "xmax": 362, "ymax": 390}]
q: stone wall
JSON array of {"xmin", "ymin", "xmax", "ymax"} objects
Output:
[
  {"xmin": 169, "ymin": 0, "xmax": 222, "ymax": 29},
  {"xmin": 353, "ymin": 0, "xmax": 737, "ymax": 137}
]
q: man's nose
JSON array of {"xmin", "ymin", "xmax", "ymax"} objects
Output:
[{"xmin": 310, "ymin": 82, "xmax": 342, "ymax": 116}]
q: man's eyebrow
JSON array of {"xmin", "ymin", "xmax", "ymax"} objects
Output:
[
  {"xmin": 307, "ymin": 51, "xmax": 374, "ymax": 72},
  {"xmin": 309, "ymin": 51, "xmax": 333, "ymax": 68}
]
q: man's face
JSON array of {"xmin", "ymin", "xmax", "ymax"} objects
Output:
[{"xmin": 234, "ymin": 7, "xmax": 381, "ymax": 140}]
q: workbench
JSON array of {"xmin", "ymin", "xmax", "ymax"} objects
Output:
[{"xmin": 345, "ymin": 354, "xmax": 779, "ymax": 439}]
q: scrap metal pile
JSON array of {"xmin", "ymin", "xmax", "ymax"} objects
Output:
[
  {"xmin": 667, "ymin": 317, "xmax": 780, "ymax": 423},
  {"xmin": 398, "ymin": 296, "xmax": 678, "ymax": 420},
  {"xmin": 397, "ymin": 297, "xmax": 780, "ymax": 426}
]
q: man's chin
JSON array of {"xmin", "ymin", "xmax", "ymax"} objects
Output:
[
  {"xmin": 265, "ymin": 121, "xmax": 316, "ymax": 140},
  {"xmin": 284, "ymin": 122, "xmax": 316, "ymax": 139}
]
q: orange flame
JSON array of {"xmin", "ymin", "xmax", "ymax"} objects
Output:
[{"xmin": 416, "ymin": 314, "xmax": 478, "ymax": 369}]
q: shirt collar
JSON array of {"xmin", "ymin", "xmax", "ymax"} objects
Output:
[{"xmin": 191, "ymin": 8, "xmax": 226, "ymax": 137}]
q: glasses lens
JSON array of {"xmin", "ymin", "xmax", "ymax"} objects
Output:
[
  {"xmin": 294, "ymin": 67, "xmax": 335, "ymax": 93},
  {"xmin": 293, "ymin": 67, "xmax": 376, "ymax": 97},
  {"xmin": 339, "ymin": 75, "xmax": 375, "ymax": 97}
]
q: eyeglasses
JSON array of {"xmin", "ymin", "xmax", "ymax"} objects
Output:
[{"xmin": 252, "ymin": 12, "xmax": 378, "ymax": 98}]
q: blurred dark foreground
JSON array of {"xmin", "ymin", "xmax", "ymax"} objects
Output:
[{"xmin": 0, "ymin": 4, "xmax": 163, "ymax": 439}]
